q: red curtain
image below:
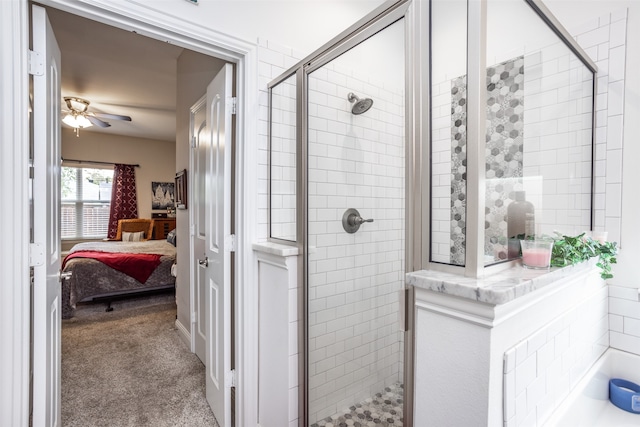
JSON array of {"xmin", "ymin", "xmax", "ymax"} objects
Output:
[{"xmin": 107, "ymin": 164, "xmax": 138, "ymax": 239}]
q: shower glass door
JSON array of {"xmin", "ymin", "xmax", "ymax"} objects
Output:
[{"xmin": 306, "ymin": 18, "xmax": 406, "ymax": 426}]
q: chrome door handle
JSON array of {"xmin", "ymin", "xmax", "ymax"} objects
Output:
[
  {"xmin": 58, "ymin": 270, "xmax": 72, "ymax": 281},
  {"xmin": 198, "ymin": 257, "xmax": 209, "ymax": 267}
]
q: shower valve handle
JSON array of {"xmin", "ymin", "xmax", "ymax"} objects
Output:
[
  {"xmin": 342, "ymin": 208, "xmax": 373, "ymax": 234},
  {"xmin": 349, "ymin": 215, "xmax": 373, "ymax": 226}
]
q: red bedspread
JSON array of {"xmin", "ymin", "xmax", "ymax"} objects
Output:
[{"xmin": 62, "ymin": 251, "xmax": 162, "ymax": 284}]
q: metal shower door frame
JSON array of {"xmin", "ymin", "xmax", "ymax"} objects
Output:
[{"xmin": 269, "ymin": 0, "xmax": 415, "ymax": 425}]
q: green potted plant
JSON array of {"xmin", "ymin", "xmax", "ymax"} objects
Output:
[{"xmin": 550, "ymin": 232, "xmax": 618, "ymax": 279}]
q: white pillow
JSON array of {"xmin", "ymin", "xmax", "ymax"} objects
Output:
[{"xmin": 122, "ymin": 231, "xmax": 145, "ymax": 242}]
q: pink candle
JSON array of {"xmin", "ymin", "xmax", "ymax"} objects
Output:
[{"xmin": 522, "ymin": 248, "xmax": 551, "ymax": 268}]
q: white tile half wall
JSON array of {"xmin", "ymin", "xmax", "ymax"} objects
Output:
[{"xmin": 502, "ymin": 283, "xmax": 608, "ymax": 427}]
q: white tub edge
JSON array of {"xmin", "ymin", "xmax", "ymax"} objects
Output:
[{"xmin": 544, "ymin": 348, "xmax": 640, "ymax": 426}]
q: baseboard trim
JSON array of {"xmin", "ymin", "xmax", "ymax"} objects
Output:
[{"xmin": 175, "ymin": 318, "xmax": 191, "ymax": 350}]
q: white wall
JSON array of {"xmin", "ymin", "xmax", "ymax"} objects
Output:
[{"xmin": 43, "ymin": 0, "xmax": 385, "ymax": 59}]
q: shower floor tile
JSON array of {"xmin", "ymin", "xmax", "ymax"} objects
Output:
[{"xmin": 311, "ymin": 383, "xmax": 404, "ymax": 427}]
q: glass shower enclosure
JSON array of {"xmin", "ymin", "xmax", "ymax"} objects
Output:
[
  {"xmin": 267, "ymin": 0, "xmax": 597, "ymax": 425},
  {"xmin": 306, "ymin": 19, "xmax": 406, "ymax": 426},
  {"xmin": 268, "ymin": 2, "xmax": 410, "ymax": 425}
]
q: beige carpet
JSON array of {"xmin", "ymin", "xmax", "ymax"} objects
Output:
[{"xmin": 61, "ymin": 293, "xmax": 219, "ymax": 427}]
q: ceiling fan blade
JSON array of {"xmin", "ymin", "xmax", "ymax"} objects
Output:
[
  {"xmin": 93, "ymin": 112, "xmax": 132, "ymax": 121},
  {"xmin": 85, "ymin": 115, "xmax": 111, "ymax": 128}
]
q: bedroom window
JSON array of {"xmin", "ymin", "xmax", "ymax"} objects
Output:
[{"xmin": 61, "ymin": 166, "xmax": 113, "ymax": 239}]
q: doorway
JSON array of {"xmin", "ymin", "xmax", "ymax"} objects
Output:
[{"xmin": 26, "ymin": 2, "xmax": 252, "ymax": 426}]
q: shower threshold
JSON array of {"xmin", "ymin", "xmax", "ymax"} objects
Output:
[{"xmin": 311, "ymin": 383, "xmax": 404, "ymax": 427}]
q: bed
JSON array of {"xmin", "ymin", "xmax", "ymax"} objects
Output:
[{"xmin": 61, "ymin": 239, "xmax": 177, "ymax": 319}]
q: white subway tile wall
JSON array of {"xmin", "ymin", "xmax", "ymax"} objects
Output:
[
  {"xmin": 431, "ymin": 9, "xmax": 627, "ymax": 264},
  {"xmin": 258, "ymin": 38, "xmax": 406, "ymax": 424},
  {"xmin": 307, "ymin": 62, "xmax": 405, "ymax": 422},
  {"xmin": 570, "ymin": 10, "xmax": 627, "ymax": 244},
  {"xmin": 520, "ymin": 44, "xmax": 593, "ymax": 238},
  {"xmin": 610, "ymin": 284, "xmax": 640, "ymax": 355},
  {"xmin": 431, "ymin": 79, "xmax": 455, "ymax": 263},
  {"xmin": 503, "ymin": 285, "xmax": 608, "ymax": 427},
  {"xmin": 257, "ymin": 7, "xmax": 629, "ymax": 423},
  {"xmin": 258, "ymin": 40, "xmax": 303, "ymax": 427},
  {"xmin": 258, "ymin": 39, "xmax": 303, "ymax": 243},
  {"xmin": 270, "ymin": 74, "xmax": 297, "ymax": 241}
]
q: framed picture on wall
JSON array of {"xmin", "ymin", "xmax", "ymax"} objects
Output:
[
  {"xmin": 175, "ymin": 169, "xmax": 187, "ymax": 209},
  {"xmin": 151, "ymin": 181, "xmax": 175, "ymax": 209}
]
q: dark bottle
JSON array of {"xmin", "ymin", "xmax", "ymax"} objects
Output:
[{"xmin": 507, "ymin": 191, "xmax": 535, "ymax": 258}]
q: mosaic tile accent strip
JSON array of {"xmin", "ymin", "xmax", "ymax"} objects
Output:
[
  {"xmin": 484, "ymin": 56, "xmax": 525, "ymax": 261},
  {"xmin": 311, "ymin": 383, "xmax": 404, "ymax": 427},
  {"xmin": 450, "ymin": 77, "xmax": 467, "ymax": 266},
  {"xmin": 449, "ymin": 56, "xmax": 524, "ymax": 265}
]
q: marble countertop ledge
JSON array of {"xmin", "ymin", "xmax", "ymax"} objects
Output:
[
  {"xmin": 252, "ymin": 241, "xmax": 300, "ymax": 257},
  {"xmin": 407, "ymin": 259, "xmax": 598, "ymax": 305}
]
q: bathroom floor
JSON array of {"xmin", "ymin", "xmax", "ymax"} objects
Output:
[{"xmin": 311, "ymin": 383, "xmax": 404, "ymax": 427}]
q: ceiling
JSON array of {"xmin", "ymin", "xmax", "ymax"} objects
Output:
[{"xmin": 47, "ymin": 7, "xmax": 185, "ymax": 142}]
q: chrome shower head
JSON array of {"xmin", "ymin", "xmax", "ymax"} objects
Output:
[{"xmin": 347, "ymin": 92, "xmax": 373, "ymax": 115}]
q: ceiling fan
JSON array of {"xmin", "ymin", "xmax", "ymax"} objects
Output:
[{"xmin": 62, "ymin": 97, "xmax": 132, "ymax": 136}]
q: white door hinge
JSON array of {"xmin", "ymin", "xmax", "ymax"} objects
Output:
[
  {"xmin": 28, "ymin": 50, "xmax": 44, "ymax": 76},
  {"xmin": 191, "ymin": 135, "xmax": 197, "ymax": 148},
  {"xmin": 191, "ymin": 311, "xmax": 196, "ymax": 324},
  {"xmin": 190, "ymin": 224, "xmax": 196, "ymax": 237},
  {"xmin": 225, "ymin": 369, "xmax": 236, "ymax": 388},
  {"xmin": 225, "ymin": 234, "xmax": 236, "ymax": 252},
  {"xmin": 230, "ymin": 97, "xmax": 237, "ymax": 115},
  {"xmin": 29, "ymin": 243, "xmax": 44, "ymax": 267}
]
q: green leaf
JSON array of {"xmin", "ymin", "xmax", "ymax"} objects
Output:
[{"xmin": 550, "ymin": 233, "xmax": 618, "ymax": 280}]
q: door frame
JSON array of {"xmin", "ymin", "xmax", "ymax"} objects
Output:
[{"xmin": 0, "ymin": 1, "xmax": 259, "ymax": 426}]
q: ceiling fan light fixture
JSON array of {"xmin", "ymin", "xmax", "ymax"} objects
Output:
[
  {"xmin": 62, "ymin": 113, "xmax": 78, "ymax": 128},
  {"xmin": 76, "ymin": 115, "xmax": 92, "ymax": 128},
  {"xmin": 65, "ymin": 97, "xmax": 89, "ymax": 113},
  {"xmin": 62, "ymin": 112, "xmax": 92, "ymax": 129}
]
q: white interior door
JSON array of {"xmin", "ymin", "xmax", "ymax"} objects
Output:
[
  {"xmin": 205, "ymin": 63, "xmax": 233, "ymax": 427},
  {"xmin": 190, "ymin": 95, "xmax": 208, "ymax": 364},
  {"xmin": 32, "ymin": 5, "xmax": 62, "ymax": 427}
]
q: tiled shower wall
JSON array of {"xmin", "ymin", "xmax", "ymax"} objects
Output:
[
  {"xmin": 257, "ymin": 39, "xmax": 302, "ymax": 243},
  {"xmin": 448, "ymin": 56, "xmax": 526, "ymax": 265},
  {"xmin": 257, "ymin": 39, "xmax": 406, "ymax": 424},
  {"xmin": 570, "ymin": 10, "xmax": 627, "ymax": 245},
  {"xmin": 519, "ymin": 47, "xmax": 593, "ymax": 239},
  {"xmin": 564, "ymin": 9, "xmax": 633, "ymax": 356},
  {"xmin": 432, "ymin": 8, "xmax": 625, "ymax": 264},
  {"xmin": 433, "ymin": 49, "xmax": 593, "ymax": 264},
  {"xmin": 306, "ymin": 63, "xmax": 405, "ymax": 423}
]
